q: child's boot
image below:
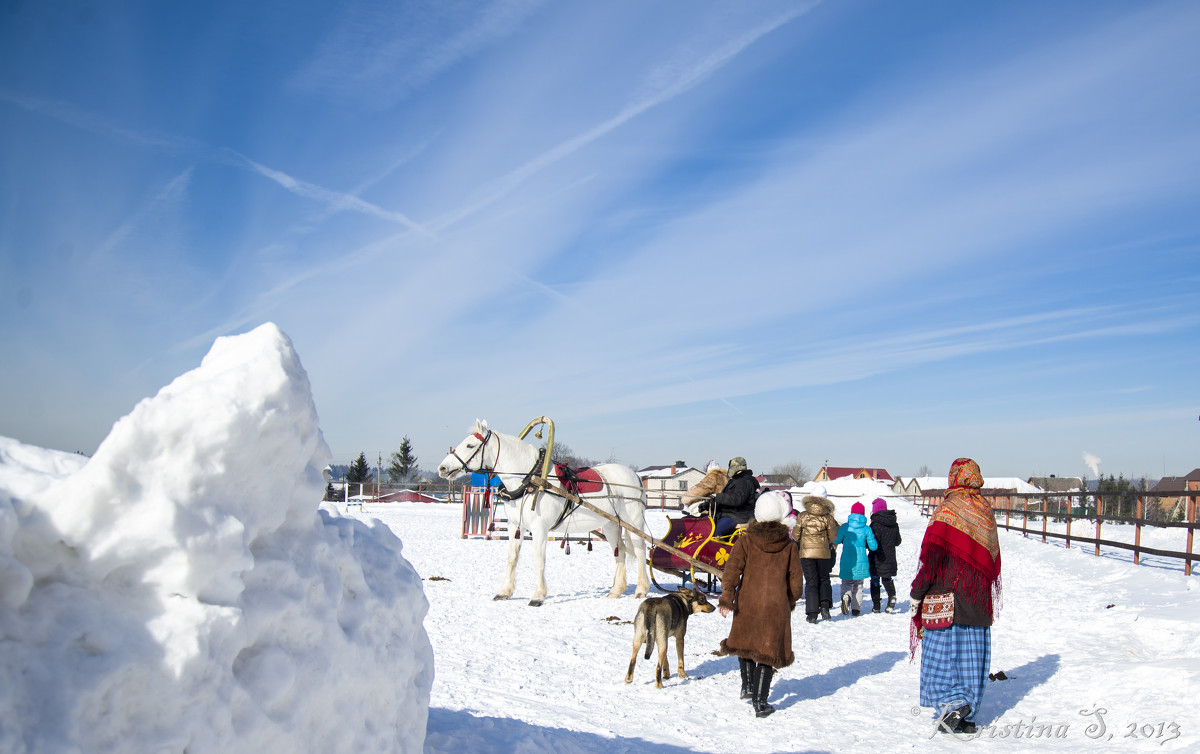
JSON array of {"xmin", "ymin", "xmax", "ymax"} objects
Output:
[
  {"xmin": 884, "ymin": 578, "xmax": 897, "ymax": 613},
  {"xmin": 870, "ymin": 583, "xmax": 882, "ymax": 613}
]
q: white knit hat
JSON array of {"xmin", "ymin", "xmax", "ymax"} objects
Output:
[
  {"xmin": 706, "ymin": 459, "xmax": 721, "ymax": 472},
  {"xmin": 754, "ymin": 490, "xmax": 792, "ymax": 523},
  {"xmin": 810, "ymin": 484, "xmax": 829, "ymax": 499}
]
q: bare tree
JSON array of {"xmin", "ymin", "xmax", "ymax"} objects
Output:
[
  {"xmin": 772, "ymin": 461, "xmax": 811, "ymax": 485},
  {"xmin": 917, "ymin": 464, "xmax": 933, "ymax": 478},
  {"xmin": 550, "ymin": 442, "xmax": 595, "ymax": 468}
]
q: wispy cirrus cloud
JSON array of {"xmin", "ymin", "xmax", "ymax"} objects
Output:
[{"xmin": 288, "ymin": 0, "xmax": 549, "ymax": 109}]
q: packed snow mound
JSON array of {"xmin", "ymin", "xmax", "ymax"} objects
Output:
[
  {"xmin": 789, "ymin": 477, "xmax": 922, "ymax": 522},
  {"xmin": 0, "ymin": 323, "xmax": 433, "ymax": 753}
]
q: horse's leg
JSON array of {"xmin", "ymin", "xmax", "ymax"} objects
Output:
[
  {"xmin": 494, "ymin": 524, "xmax": 522, "ymax": 601},
  {"xmin": 528, "ymin": 519, "xmax": 549, "ymax": 606},
  {"xmin": 605, "ymin": 520, "xmax": 628, "ymax": 599},
  {"xmin": 626, "ymin": 505, "xmax": 650, "ymax": 598}
]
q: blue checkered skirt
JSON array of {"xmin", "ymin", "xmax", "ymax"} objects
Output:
[{"xmin": 919, "ymin": 624, "xmax": 990, "ymax": 721}]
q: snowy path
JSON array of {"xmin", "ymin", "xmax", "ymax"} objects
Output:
[{"xmin": 352, "ymin": 500, "xmax": 1200, "ymax": 752}]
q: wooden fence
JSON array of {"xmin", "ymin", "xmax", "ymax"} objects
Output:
[{"xmin": 918, "ymin": 491, "xmax": 1200, "ymax": 576}]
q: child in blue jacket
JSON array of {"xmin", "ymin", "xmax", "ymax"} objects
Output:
[{"xmin": 834, "ymin": 502, "xmax": 878, "ymax": 616}]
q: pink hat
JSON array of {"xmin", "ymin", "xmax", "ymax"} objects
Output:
[
  {"xmin": 871, "ymin": 498, "xmax": 888, "ymax": 514},
  {"xmin": 851, "ymin": 502, "xmax": 865, "ymax": 515}
]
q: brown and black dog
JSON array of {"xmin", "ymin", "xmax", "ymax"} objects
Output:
[{"xmin": 624, "ymin": 587, "xmax": 715, "ymax": 688}]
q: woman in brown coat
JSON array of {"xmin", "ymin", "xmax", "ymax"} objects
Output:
[
  {"xmin": 792, "ymin": 485, "xmax": 839, "ymax": 623},
  {"xmin": 717, "ymin": 491, "xmax": 803, "ymax": 718}
]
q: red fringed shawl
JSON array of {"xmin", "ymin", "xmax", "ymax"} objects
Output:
[{"xmin": 910, "ymin": 458, "xmax": 1002, "ymax": 657}]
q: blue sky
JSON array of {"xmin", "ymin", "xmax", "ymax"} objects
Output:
[{"xmin": 2, "ymin": 0, "xmax": 1198, "ymax": 480}]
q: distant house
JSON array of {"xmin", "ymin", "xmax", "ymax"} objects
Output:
[
  {"xmin": 637, "ymin": 462, "xmax": 704, "ymax": 509},
  {"xmin": 814, "ymin": 465, "xmax": 894, "ymax": 483},
  {"xmin": 1150, "ymin": 469, "xmax": 1200, "ymax": 520},
  {"xmin": 759, "ymin": 474, "xmax": 798, "ymax": 490},
  {"xmin": 891, "ymin": 477, "xmax": 921, "ymax": 500},
  {"xmin": 376, "ymin": 489, "xmax": 443, "ymax": 503},
  {"xmin": 1027, "ymin": 476, "xmax": 1084, "ymax": 507}
]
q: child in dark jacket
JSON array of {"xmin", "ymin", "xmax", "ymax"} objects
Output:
[{"xmin": 867, "ymin": 498, "xmax": 902, "ymax": 613}]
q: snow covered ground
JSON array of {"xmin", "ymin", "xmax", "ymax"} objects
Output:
[
  {"xmin": 349, "ymin": 485, "xmax": 1200, "ymax": 752},
  {"xmin": 2, "ymin": 324, "xmax": 1197, "ymax": 752}
]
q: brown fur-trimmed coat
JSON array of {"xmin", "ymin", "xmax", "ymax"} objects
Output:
[
  {"xmin": 681, "ymin": 468, "xmax": 728, "ymax": 507},
  {"xmin": 717, "ymin": 520, "xmax": 803, "ymax": 668}
]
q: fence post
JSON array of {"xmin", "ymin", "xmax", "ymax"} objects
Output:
[
  {"xmin": 1038, "ymin": 496, "xmax": 1045, "ymax": 543},
  {"xmin": 1187, "ymin": 493, "xmax": 1196, "ymax": 577},
  {"xmin": 1095, "ymin": 494, "xmax": 1103, "ymax": 558},
  {"xmin": 1134, "ymin": 495, "xmax": 1143, "ymax": 566},
  {"xmin": 1023, "ymin": 498, "xmax": 1029, "ymax": 538}
]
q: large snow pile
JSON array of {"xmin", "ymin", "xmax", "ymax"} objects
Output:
[{"xmin": 0, "ymin": 324, "xmax": 433, "ymax": 753}]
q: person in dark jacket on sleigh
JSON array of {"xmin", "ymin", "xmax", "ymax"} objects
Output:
[
  {"xmin": 697, "ymin": 457, "xmax": 760, "ymax": 536},
  {"xmin": 868, "ymin": 498, "xmax": 902, "ymax": 613}
]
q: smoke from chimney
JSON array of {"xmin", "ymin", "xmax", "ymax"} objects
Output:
[{"xmin": 1082, "ymin": 452, "xmax": 1101, "ymax": 477}]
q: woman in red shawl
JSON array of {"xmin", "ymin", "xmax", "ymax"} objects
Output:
[{"xmin": 910, "ymin": 458, "xmax": 1001, "ymax": 735}]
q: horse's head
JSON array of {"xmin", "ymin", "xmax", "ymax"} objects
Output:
[{"xmin": 437, "ymin": 419, "xmax": 493, "ymax": 479}]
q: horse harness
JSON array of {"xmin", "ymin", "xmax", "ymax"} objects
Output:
[{"xmin": 450, "ymin": 430, "xmax": 624, "ymax": 543}]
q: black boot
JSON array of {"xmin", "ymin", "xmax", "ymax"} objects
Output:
[
  {"xmin": 752, "ymin": 664, "xmax": 775, "ymax": 717},
  {"xmin": 806, "ymin": 613, "xmax": 818, "ymax": 624},
  {"xmin": 738, "ymin": 657, "xmax": 754, "ymax": 700},
  {"xmin": 884, "ymin": 578, "xmax": 897, "ymax": 613},
  {"xmin": 937, "ymin": 704, "xmax": 971, "ymax": 734},
  {"xmin": 820, "ymin": 606, "xmax": 831, "ymax": 621},
  {"xmin": 870, "ymin": 583, "xmax": 882, "ymax": 613}
]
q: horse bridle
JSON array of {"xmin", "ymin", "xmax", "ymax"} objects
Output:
[{"xmin": 447, "ymin": 430, "xmax": 497, "ymax": 474}]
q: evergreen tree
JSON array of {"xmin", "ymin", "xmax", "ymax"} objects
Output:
[
  {"xmin": 347, "ymin": 452, "xmax": 371, "ymax": 497},
  {"xmin": 388, "ymin": 437, "xmax": 419, "ymax": 485}
]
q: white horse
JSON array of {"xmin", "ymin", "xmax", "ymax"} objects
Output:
[{"xmin": 438, "ymin": 419, "xmax": 650, "ymax": 606}]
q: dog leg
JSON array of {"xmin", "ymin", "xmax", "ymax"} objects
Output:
[
  {"xmin": 654, "ymin": 619, "xmax": 669, "ymax": 688},
  {"xmin": 625, "ymin": 613, "xmax": 646, "ymax": 684},
  {"xmin": 675, "ymin": 629, "xmax": 688, "ymax": 679}
]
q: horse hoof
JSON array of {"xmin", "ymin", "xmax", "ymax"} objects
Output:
[
  {"xmin": 493, "ymin": 595, "xmax": 509, "ymax": 601},
  {"xmin": 528, "ymin": 599, "xmax": 543, "ymax": 607}
]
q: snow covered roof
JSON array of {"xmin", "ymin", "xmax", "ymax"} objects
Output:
[
  {"xmin": 636, "ymin": 465, "xmax": 699, "ymax": 479},
  {"xmin": 817, "ymin": 465, "xmax": 895, "ymax": 482}
]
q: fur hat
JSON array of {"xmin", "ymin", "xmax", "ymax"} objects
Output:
[
  {"xmin": 755, "ymin": 490, "xmax": 793, "ymax": 523},
  {"xmin": 851, "ymin": 502, "xmax": 865, "ymax": 515},
  {"xmin": 727, "ymin": 457, "xmax": 748, "ymax": 475},
  {"xmin": 871, "ymin": 498, "xmax": 888, "ymax": 514}
]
